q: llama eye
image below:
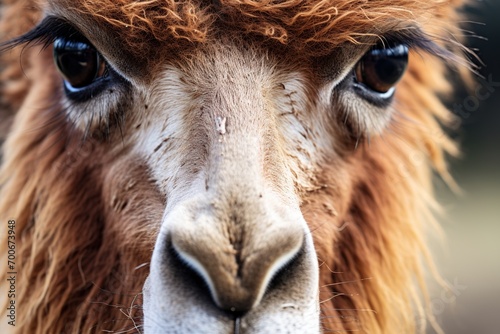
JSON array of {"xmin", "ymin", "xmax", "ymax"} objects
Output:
[
  {"xmin": 53, "ymin": 37, "xmax": 106, "ymax": 89},
  {"xmin": 354, "ymin": 43, "xmax": 409, "ymax": 94}
]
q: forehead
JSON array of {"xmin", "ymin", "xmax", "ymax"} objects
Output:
[
  {"xmin": 47, "ymin": 0, "xmax": 449, "ymax": 56},
  {"xmin": 43, "ymin": 0, "xmax": 456, "ymax": 83}
]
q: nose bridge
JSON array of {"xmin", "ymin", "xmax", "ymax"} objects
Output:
[
  {"xmin": 202, "ymin": 54, "xmax": 291, "ymax": 200},
  {"xmin": 208, "ymin": 125, "xmax": 265, "ymax": 196},
  {"xmin": 204, "ymin": 88, "xmax": 289, "ymax": 239}
]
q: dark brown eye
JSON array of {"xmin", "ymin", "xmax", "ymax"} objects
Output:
[
  {"xmin": 53, "ymin": 38, "xmax": 106, "ymax": 89},
  {"xmin": 355, "ymin": 43, "xmax": 409, "ymax": 94}
]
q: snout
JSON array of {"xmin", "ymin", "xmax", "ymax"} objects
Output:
[
  {"xmin": 141, "ymin": 49, "xmax": 320, "ymax": 332},
  {"xmin": 142, "ymin": 146, "xmax": 320, "ymax": 332},
  {"xmin": 143, "ymin": 192, "xmax": 320, "ymax": 333}
]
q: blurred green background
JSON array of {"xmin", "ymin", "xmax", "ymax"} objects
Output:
[{"xmin": 429, "ymin": 0, "xmax": 500, "ymax": 333}]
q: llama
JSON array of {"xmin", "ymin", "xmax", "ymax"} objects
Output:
[{"xmin": 0, "ymin": 0, "xmax": 469, "ymax": 333}]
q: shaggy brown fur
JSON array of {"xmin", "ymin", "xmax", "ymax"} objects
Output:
[
  {"xmin": 0, "ymin": 0, "xmax": 469, "ymax": 333},
  {"xmin": 72, "ymin": 0, "xmax": 463, "ymax": 55}
]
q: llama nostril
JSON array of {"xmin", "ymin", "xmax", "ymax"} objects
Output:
[{"xmin": 166, "ymin": 245, "xmax": 214, "ymax": 301}]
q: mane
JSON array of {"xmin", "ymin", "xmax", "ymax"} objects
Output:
[{"xmin": 0, "ymin": 0, "xmax": 468, "ymax": 333}]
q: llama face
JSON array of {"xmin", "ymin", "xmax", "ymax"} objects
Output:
[
  {"xmin": 0, "ymin": 0, "xmax": 466, "ymax": 333},
  {"xmin": 125, "ymin": 43, "xmax": 323, "ymax": 331},
  {"xmin": 54, "ymin": 24, "xmax": 332, "ymax": 333},
  {"xmin": 45, "ymin": 6, "xmax": 406, "ymax": 331}
]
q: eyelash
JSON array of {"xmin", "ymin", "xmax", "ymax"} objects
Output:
[{"xmin": 1, "ymin": 17, "xmax": 86, "ymax": 52}]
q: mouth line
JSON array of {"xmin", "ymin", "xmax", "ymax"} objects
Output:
[{"xmin": 234, "ymin": 317, "xmax": 241, "ymax": 334}]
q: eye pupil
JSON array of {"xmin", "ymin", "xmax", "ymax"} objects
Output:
[
  {"xmin": 53, "ymin": 38, "xmax": 104, "ymax": 89},
  {"xmin": 355, "ymin": 43, "xmax": 409, "ymax": 94}
]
